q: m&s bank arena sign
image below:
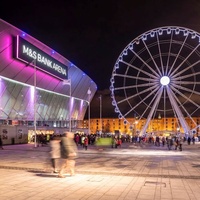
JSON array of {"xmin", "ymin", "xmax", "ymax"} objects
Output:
[{"xmin": 16, "ymin": 35, "xmax": 68, "ymax": 80}]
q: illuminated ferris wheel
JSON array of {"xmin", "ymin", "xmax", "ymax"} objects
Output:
[{"xmin": 110, "ymin": 26, "xmax": 200, "ymax": 135}]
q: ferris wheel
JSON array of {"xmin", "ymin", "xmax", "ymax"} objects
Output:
[{"xmin": 110, "ymin": 26, "xmax": 200, "ymax": 135}]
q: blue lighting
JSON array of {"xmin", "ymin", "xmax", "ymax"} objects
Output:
[
  {"xmin": 22, "ymin": 32, "xmax": 26, "ymax": 37},
  {"xmin": 51, "ymin": 50, "xmax": 55, "ymax": 54}
]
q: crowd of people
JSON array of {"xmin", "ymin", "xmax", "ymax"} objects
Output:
[
  {"xmin": 29, "ymin": 132, "xmax": 200, "ymax": 177},
  {"xmin": 71, "ymin": 133, "xmax": 198, "ymax": 152},
  {"xmin": 0, "ymin": 131, "xmax": 198, "ymax": 176}
]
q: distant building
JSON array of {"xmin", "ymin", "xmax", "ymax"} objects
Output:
[{"xmin": 82, "ymin": 117, "xmax": 200, "ymax": 136}]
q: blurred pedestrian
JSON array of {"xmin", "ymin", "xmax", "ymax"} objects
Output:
[
  {"xmin": 75, "ymin": 134, "xmax": 80, "ymax": 146},
  {"xmin": 58, "ymin": 132, "xmax": 77, "ymax": 178},
  {"xmin": 187, "ymin": 137, "xmax": 191, "ymax": 145},
  {"xmin": 161, "ymin": 136, "xmax": 166, "ymax": 146},
  {"xmin": 167, "ymin": 135, "xmax": 173, "ymax": 150},
  {"xmin": 49, "ymin": 134, "xmax": 61, "ymax": 173},
  {"xmin": 192, "ymin": 136, "xmax": 195, "ymax": 145},
  {"xmin": 84, "ymin": 136, "xmax": 88, "ymax": 150},
  {"xmin": 178, "ymin": 137, "xmax": 183, "ymax": 151},
  {"xmin": 0, "ymin": 135, "xmax": 4, "ymax": 150}
]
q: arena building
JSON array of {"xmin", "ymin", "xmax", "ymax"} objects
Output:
[{"xmin": 0, "ymin": 19, "xmax": 97, "ymax": 144}]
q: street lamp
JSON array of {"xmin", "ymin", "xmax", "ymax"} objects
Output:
[
  {"xmin": 26, "ymin": 59, "xmax": 37, "ymax": 147},
  {"xmin": 32, "ymin": 59, "xmax": 37, "ymax": 148},
  {"xmin": 63, "ymin": 79, "xmax": 71, "ymax": 132},
  {"xmin": 99, "ymin": 95, "xmax": 102, "ymax": 134},
  {"xmin": 87, "ymin": 88, "xmax": 91, "ymax": 135},
  {"xmin": 135, "ymin": 120, "xmax": 138, "ymax": 135}
]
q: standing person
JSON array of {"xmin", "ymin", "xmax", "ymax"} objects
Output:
[
  {"xmin": 192, "ymin": 136, "xmax": 195, "ymax": 145},
  {"xmin": 167, "ymin": 134, "xmax": 173, "ymax": 150},
  {"xmin": 0, "ymin": 135, "xmax": 4, "ymax": 150},
  {"xmin": 81, "ymin": 135, "xmax": 85, "ymax": 148},
  {"xmin": 49, "ymin": 135, "xmax": 61, "ymax": 173},
  {"xmin": 187, "ymin": 137, "xmax": 191, "ymax": 145},
  {"xmin": 178, "ymin": 137, "xmax": 183, "ymax": 151},
  {"xmin": 75, "ymin": 134, "xmax": 80, "ymax": 146},
  {"xmin": 58, "ymin": 132, "xmax": 77, "ymax": 178},
  {"xmin": 161, "ymin": 136, "xmax": 166, "ymax": 147},
  {"xmin": 174, "ymin": 137, "xmax": 179, "ymax": 150},
  {"xmin": 84, "ymin": 136, "xmax": 88, "ymax": 150}
]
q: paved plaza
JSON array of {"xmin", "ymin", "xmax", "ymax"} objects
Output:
[{"xmin": 0, "ymin": 142, "xmax": 200, "ymax": 200}]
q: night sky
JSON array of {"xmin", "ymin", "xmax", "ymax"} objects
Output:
[{"xmin": 1, "ymin": 0, "xmax": 200, "ymax": 118}]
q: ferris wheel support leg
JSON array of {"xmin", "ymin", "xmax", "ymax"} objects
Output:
[
  {"xmin": 140, "ymin": 87, "xmax": 163, "ymax": 136},
  {"xmin": 166, "ymin": 86, "xmax": 190, "ymax": 134}
]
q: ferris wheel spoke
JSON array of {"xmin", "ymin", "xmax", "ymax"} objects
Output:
[
  {"xmin": 173, "ymin": 80, "xmax": 200, "ymax": 85},
  {"xmin": 142, "ymin": 40, "xmax": 162, "ymax": 76},
  {"xmin": 117, "ymin": 84, "xmax": 158, "ymax": 105},
  {"xmin": 123, "ymin": 85, "xmax": 160, "ymax": 117},
  {"xmin": 170, "ymin": 43, "xmax": 200, "ymax": 77},
  {"xmin": 114, "ymin": 73, "xmax": 157, "ymax": 83},
  {"xmin": 140, "ymin": 86, "xmax": 163, "ymax": 135},
  {"xmin": 172, "ymin": 59, "xmax": 200, "ymax": 79},
  {"xmin": 121, "ymin": 60, "xmax": 158, "ymax": 79},
  {"xmin": 170, "ymin": 86, "xmax": 197, "ymax": 125},
  {"xmin": 172, "ymin": 71, "xmax": 200, "ymax": 80},
  {"xmin": 166, "ymin": 32, "xmax": 173, "ymax": 74},
  {"xmin": 115, "ymin": 82, "xmax": 156, "ymax": 91},
  {"xmin": 138, "ymin": 94, "xmax": 158, "ymax": 120},
  {"xmin": 170, "ymin": 84, "xmax": 200, "ymax": 109},
  {"xmin": 171, "ymin": 82, "xmax": 200, "ymax": 96},
  {"xmin": 156, "ymin": 32, "xmax": 165, "ymax": 75},
  {"xmin": 129, "ymin": 50, "xmax": 160, "ymax": 77},
  {"xmin": 168, "ymin": 34, "xmax": 188, "ymax": 76},
  {"xmin": 166, "ymin": 86, "xmax": 190, "ymax": 132}
]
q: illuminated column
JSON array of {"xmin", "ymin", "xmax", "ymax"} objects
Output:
[
  {"xmin": 63, "ymin": 79, "xmax": 71, "ymax": 132},
  {"xmin": 33, "ymin": 59, "xmax": 37, "ymax": 148},
  {"xmin": 87, "ymin": 88, "xmax": 91, "ymax": 135}
]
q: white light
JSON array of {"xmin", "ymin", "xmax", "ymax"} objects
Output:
[
  {"xmin": 87, "ymin": 88, "xmax": 91, "ymax": 95},
  {"xmin": 160, "ymin": 76, "xmax": 170, "ymax": 86}
]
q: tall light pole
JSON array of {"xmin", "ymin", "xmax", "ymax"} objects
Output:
[
  {"xmin": 33, "ymin": 59, "xmax": 37, "ymax": 148},
  {"xmin": 87, "ymin": 88, "xmax": 91, "ymax": 135},
  {"xmin": 99, "ymin": 95, "xmax": 102, "ymax": 134},
  {"xmin": 63, "ymin": 79, "xmax": 71, "ymax": 132}
]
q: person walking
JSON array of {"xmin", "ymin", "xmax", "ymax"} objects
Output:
[
  {"xmin": 49, "ymin": 134, "xmax": 61, "ymax": 173},
  {"xmin": 58, "ymin": 132, "xmax": 77, "ymax": 178},
  {"xmin": 0, "ymin": 135, "xmax": 4, "ymax": 150}
]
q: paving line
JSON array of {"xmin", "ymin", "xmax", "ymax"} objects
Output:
[{"xmin": 0, "ymin": 165, "xmax": 200, "ymax": 179}]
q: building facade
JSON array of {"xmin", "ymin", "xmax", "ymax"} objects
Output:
[
  {"xmin": 0, "ymin": 19, "xmax": 97, "ymax": 144},
  {"xmin": 82, "ymin": 117, "xmax": 200, "ymax": 136}
]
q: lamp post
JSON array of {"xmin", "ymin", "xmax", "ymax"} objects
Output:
[
  {"xmin": 33, "ymin": 59, "xmax": 37, "ymax": 148},
  {"xmin": 26, "ymin": 59, "xmax": 37, "ymax": 147},
  {"xmin": 99, "ymin": 95, "xmax": 102, "ymax": 134},
  {"xmin": 135, "ymin": 120, "xmax": 138, "ymax": 135},
  {"xmin": 63, "ymin": 79, "xmax": 71, "ymax": 132},
  {"xmin": 87, "ymin": 88, "xmax": 91, "ymax": 135}
]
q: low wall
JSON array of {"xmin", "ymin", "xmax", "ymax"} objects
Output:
[{"xmin": 0, "ymin": 125, "xmax": 28, "ymax": 145}]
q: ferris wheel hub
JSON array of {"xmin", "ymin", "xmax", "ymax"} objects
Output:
[{"xmin": 160, "ymin": 76, "xmax": 170, "ymax": 86}]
